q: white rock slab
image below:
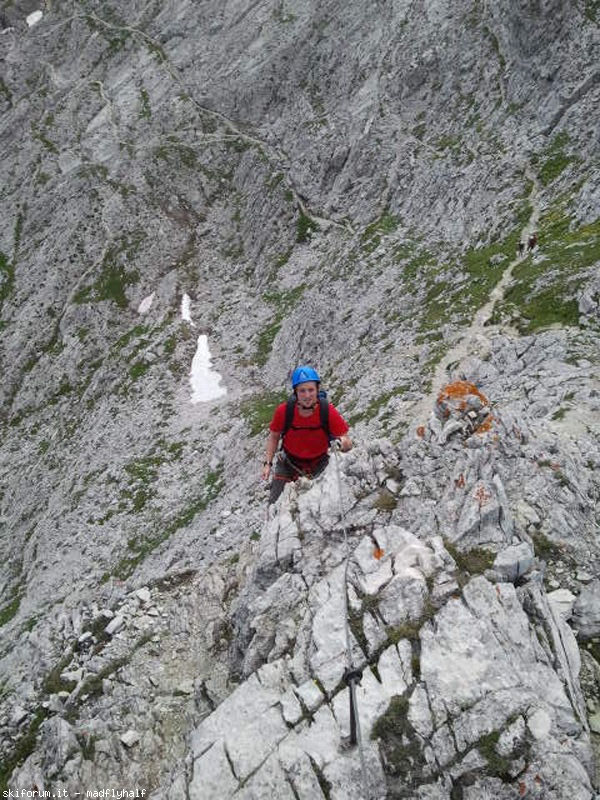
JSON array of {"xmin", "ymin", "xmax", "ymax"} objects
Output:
[
  {"xmin": 294, "ymin": 679, "xmax": 324, "ymax": 713},
  {"xmin": 26, "ymin": 10, "xmax": 43, "ymax": 27},
  {"xmin": 105, "ymin": 615, "xmax": 125, "ymax": 635},
  {"xmin": 527, "ymin": 708, "xmax": 552, "ymax": 740},
  {"xmin": 547, "ymin": 588, "xmax": 576, "ymax": 621},
  {"xmin": 138, "ymin": 293, "xmax": 155, "ymax": 314},
  {"xmin": 493, "ymin": 541, "xmax": 535, "ymax": 582},
  {"xmin": 189, "ymin": 673, "xmax": 289, "ymax": 783},
  {"xmin": 120, "ymin": 729, "xmax": 140, "ymax": 748},
  {"xmin": 189, "ymin": 740, "xmax": 238, "ymax": 799}
]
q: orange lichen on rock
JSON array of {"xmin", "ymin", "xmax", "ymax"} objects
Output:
[
  {"xmin": 474, "ymin": 485, "xmax": 492, "ymax": 507},
  {"xmin": 437, "ymin": 380, "xmax": 489, "ymax": 410},
  {"xmin": 373, "ymin": 547, "xmax": 384, "ymax": 560},
  {"xmin": 475, "ymin": 414, "xmax": 495, "ymax": 434},
  {"xmin": 416, "ymin": 425, "xmax": 426, "ymax": 438}
]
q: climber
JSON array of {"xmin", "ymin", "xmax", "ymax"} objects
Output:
[
  {"xmin": 261, "ymin": 365, "xmax": 352, "ymax": 504},
  {"xmin": 527, "ymin": 232, "xmax": 538, "ymax": 251},
  {"xmin": 517, "ymin": 241, "xmax": 525, "ymax": 257}
]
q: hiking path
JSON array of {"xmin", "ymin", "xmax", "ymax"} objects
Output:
[{"xmin": 412, "ymin": 168, "xmax": 541, "ymax": 422}]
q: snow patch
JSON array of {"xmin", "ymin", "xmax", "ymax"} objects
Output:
[
  {"xmin": 181, "ymin": 293, "xmax": 195, "ymax": 326},
  {"xmin": 27, "ymin": 10, "xmax": 43, "ymax": 27},
  {"xmin": 190, "ymin": 335, "xmax": 227, "ymax": 403},
  {"xmin": 138, "ymin": 293, "xmax": 155, "ymax": 314}
]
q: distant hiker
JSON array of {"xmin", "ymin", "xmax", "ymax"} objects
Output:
[
  {"xmin": 517, "ymin": 241, "xmax": 525, "ymax": 257},
  {"xmin": 261, "ymin": 365, "xmax": 352, "ymax": 504},
  {"xmin": 527, "ymin": 232, "xmax": 538, "ymax": 251}
]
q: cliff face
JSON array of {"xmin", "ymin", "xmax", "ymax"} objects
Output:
[{"xmin": 1, "ymin": 1, "xmax": 599, "ymax": 797}]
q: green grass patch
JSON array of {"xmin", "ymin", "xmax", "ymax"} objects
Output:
[
  {"xmin": 83, "ymin": 11, "xmax": 132, "ymax": 54},
  {"xmin": 146, "ymin": 40, "xmax": 167, "ymax": 63},
  {"xmin": 0, "ymin": 594, "xmax": 21, "ymax": 627},
  {"xmin": 255, "ymin": 285, "xmax": 306, "ymax": 365},
  {"xmin": 264, "ymin": 285, "xmax": 307, "ymax": 309},
  {"xmin": 297, "ymin": 210, "xmax": 318, "ymax": 243},
  {"xmin": 0, "ymin": 250, "xmax": 14, "ymax": 308},
  {"xmin": 267, "ymin": 171, "xmax": 285, "ymax": 190},
  {"xmin": 273, "ymin": 5, "xmax": 296, "ymax": 23},
  {"xmin": 536, "ymin": 132, "xmax": 579, "ymax": 187},
  {"xmin": 74, "ymin": 236, "xmax": 143, "ymax": 308},
  {"xmin": 349, "ymin": 386, "xmax": 408, "ymax": 426},
  {"xmin": 0, "ymin": 708, "xmax": 48, "ymax": 793},
  {"xmin": 434, "ymin": 134, "xmax": 462, "ymax": 153},
  {"xmin": 31, "ymin": 123, "xmax": 59, "ymax": 154},
  {"xmin": 585, "ymin": 638, "xmax": 600, "ymax": 664},
  {"xmin": 163, "ymin": 333, "xmax": 177, "ymax": 355},
  {"xmin": 0, "ymin": 77, "xmax": 12, "ymax": 104},
  {"xmin": 155, "ymin": 142, "xmax": 198, "ymax": 168},
  {"xmin": 256, "ymin": 320, "xmax": 283, "ymax": 365},
  {"xmin": 445, "ymin": 540, "xmax": 494, "ymax": 583},
  {"xmin": 108, "ymin": 30, "xmax": 132, "ymax": 54},
  {"xmin": 413, "ymin": 192, "xmax": 532, "ymax": 337},
  {"xmin": 500, "ymin": 282, "xmax": 579, "ymax": 332},
  {"xmin": 583, "ymin": 0, "xmax": 600, "ymax": 21},
  {"xmin": 23, "ymin": 616, "xmax": 38, "ymax": 633},
  {"xmin": 120, "ymin": 486, "xmax": 151, "ymax": 512},
  {"xmin": 240, "ymin": 391, "xmax": 285, "ymax": 436},
  {"xmin": 371, "ymin": 695, "xmax": 425, "ymax": 782},
  {"xmin": 361, "ymin": 212, "xmax": 399, "ymax": 254},
  {"xmin": 112, "ymin": 468, "xmax": 224, "ymax": 579},
  {"xmin": 139, "ymin": 87, "xmax": 151, "ymax": 119},
  {"xmin": 530, "ymin": 530, "xmax": 562, "ymax": 561},
  {"xmin": 372, "ymin": 488, "xmax": 398, "ymax": 512},
  {"xmin": 273, "ymin": 247, "xmax": 293, "ymax": 272},
  {"xmin": 114, "ymin": 324, "xmax": 148, "ymax": 350},
  {"xmin": 0, "ymin": 211, "xmax": 24, "ymax": 310},
  {"xmin": 493, "ymin": 202, "xmax": 600, "ymax": 332},
  {"xmin": 395, "ymin": 246, "xmax": 436, "ymax": 280},
  {"xmin": 386, "ymin": 600, "xmax": 437, "ymax": 646},
  {"xmin": 476, "ymin": 729, "xmax": 512, "ymax": 779},
  {"xmin": 372, "ymin": 694, "xmax": 409, "ymax": 739},
  {"xmin": 117, "ymin": 441, "xmax": 186, "ymax": 514},
  {"xmin": 128, "ymin": 361, "xmax": 150, "ymax": 380}
]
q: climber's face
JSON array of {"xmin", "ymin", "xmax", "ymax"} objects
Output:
[{"xmin": 295, "ymin": 381, "xmax": 318, "ymax": 409}]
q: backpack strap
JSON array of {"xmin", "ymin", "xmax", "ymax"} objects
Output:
[
  {"xmin": 282, "ymin": 395, "xmax": 296, "ymax": 436},
  {"xmin": 318, "ymin": 393, "xmax": 331, "ymax": 441}
]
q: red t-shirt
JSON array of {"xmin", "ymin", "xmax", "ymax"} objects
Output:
[{"xmin": 270, "ymin": 401, "xmax": 349, "ymax": 460}]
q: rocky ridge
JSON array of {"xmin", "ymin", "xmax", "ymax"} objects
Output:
[{"xmin": 0, "ymin": 0, "xmax": 599, "ymax": 797}]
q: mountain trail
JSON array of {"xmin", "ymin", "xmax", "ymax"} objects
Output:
[{"xmin": 411, "ymin": 168, "xmax": 541, "ymax": 423}]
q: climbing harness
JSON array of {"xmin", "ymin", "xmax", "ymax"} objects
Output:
[
  {"xmin": 332, "ymin": 445, "xmax": 371, "ymax": 800},
  {"xmin": 281, "ymin": 450, "xmax": 329, "ymax": 479}
]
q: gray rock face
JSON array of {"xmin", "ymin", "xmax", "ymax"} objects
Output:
[
  {"xmin": 0, "ymin": 0, "xmax": 599, "ymax": 797},
  {"xmin": 573, "ymin": 581, "xmax": 600, "ymax": 640},
  {"xmin": 156, "ymin": 455, "xmax": 594, "ymax": 799}
]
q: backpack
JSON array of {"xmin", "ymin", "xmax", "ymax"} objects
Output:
[{"xmin": 282, "ymin": 390, "xmax": 331, "ymax": 441}]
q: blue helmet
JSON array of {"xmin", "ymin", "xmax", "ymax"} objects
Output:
[{"xmin": 291, "ymin": 365, "xmax": 320, "ymax": 388}]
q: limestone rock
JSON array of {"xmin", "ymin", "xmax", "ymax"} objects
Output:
[
  {"xmin": 120, "ymin": 730, "xmax": 140, "ymax": 748},
  {"xmin": 0, "ymin": 1, "xmax": 599, "ymax": 797},
  {"xmin": 573, "ymin": 580, "xmax": 600, "ymax": 639}
]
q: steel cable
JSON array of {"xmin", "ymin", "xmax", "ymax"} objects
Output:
[{"xmin": 332, "ymin": 446, "xmax": 371, "ymax": 800}]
